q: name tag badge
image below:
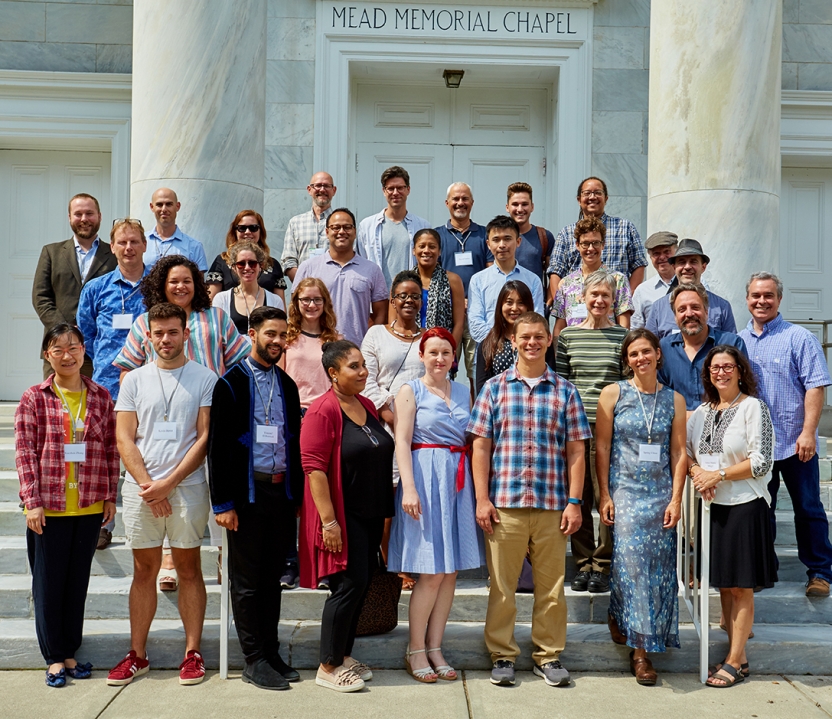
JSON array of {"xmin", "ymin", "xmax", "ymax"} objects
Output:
[
  {"xmin": 64, "ymin": 443, "xmax": 87, "ymax": 462},
  {"xmin": 112, "ymin": 313, "xmax": 133, "ymax": 329},
  {"xmin": 311, "ymin": 247, "xmax": 325, "ymax": 256},
  {"xmin": 454, "ymin": 251, "xmax": 473, "ymax": 267},
  {"xmin": 256, "ymin": 424, "xmax": 279, "ymax": 444},
  {"xmin": 153, "ymin": 422, "xmax": 178, "ymax": 440},
  {"xmin": 570, "ymin": 303, "xmax": 588, "ymax": 320},
  {"xmin": 700, "ymin": 455, "xmax": 720, "ymax": 472},
  {"xmin": 638, "ymin": 443, "xmax": 661, "ymax": 463}
]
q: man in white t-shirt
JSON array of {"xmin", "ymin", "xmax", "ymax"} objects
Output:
[{"xmin": 108, "ymin": 302, "xmax": 217, "ymax": 687}]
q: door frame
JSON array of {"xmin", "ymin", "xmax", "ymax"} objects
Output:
[
  {"xmin": 0, "ymin": 69, "xmax": 132, "ymax": 219},
  {"xmin": 314, "ymin": 3, "xmax": 595, "ymax": 235}
]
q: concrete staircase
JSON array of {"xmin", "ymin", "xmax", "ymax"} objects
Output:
[{"xmin": 1, "ymin": 400, "xmax": 831, "ymax": 673}]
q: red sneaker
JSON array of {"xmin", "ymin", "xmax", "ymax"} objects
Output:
[
  {"xmin": 107, "ymin": 650, "xmax": 149, "ymax": 685},
  {"xmin": 179, "ymin": 650, "xmax": 205, "ymax": 685}
]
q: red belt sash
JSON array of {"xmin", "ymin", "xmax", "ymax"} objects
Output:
[{"xmin": 411, "ymin": 443, "xmax": 470, "ymax": 491}]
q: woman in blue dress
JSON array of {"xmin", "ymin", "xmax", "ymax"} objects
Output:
[
  {"xmin": 595, "ymin": 329, "xmax": 687, "ymax": 685},
  {"xmin": 389, "ymin": 327, "xmax": 483, "ymax": 684}
]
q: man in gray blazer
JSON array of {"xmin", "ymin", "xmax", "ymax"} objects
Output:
[{"xmin": 32, "ymin": 193, "xmax": 118, "ymax": 378}]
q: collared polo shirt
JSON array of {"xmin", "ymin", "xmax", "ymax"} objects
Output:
[
  {"xmin": 293, "ymin": 250, "xmax": 388, "ymax": 346},
  {"xmin": 435, "ymin": 220, "xmax": 491, "ymax": 295},
  {"xmin": 144, "ymin": 226, "xmax": 208, "ymax": 271},
  {"xmin": 467, "ymin": 262, "xmax": 545, "ymax": 343},
  {"xmin": 740, "ymin": 313, "xmax": 832, "ymax": 461},
  {"xmin": 467, "ymin": 366, "xmax": 591, "ymax": 511},
  {"xmin": 657, "ymin": 327, "xmax": 747, "ymax": 410}
]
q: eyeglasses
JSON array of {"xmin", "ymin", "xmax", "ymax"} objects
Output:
[
  {"xmin": 48, "ymin": 344, "xmax": 84, "ymax": 358},
  {"xmin": 383, "ymin": 185, "xmax": 408, "ymax": 195},
  {"xmin": 234, "ymin": 260, "xmax": 260, "ymax": 269},
  {"xmin": 298, "ymin": 297, "xmax": 325, "ymax": 307},
  {"xmin": 309, "ymin": 183, "xmax": 334, "ymax": 191},
  {"xmin": 327, "ymin": 224, "xmax": 354, "ymax": 232},
  {"xmin": 235, "ymin": 224, "xmax": 260, "ymax": 233},
  {"xmin": 580, "ymin": 190, "xmax": 605, "ymax": 198},
  {"xmin": 708, "ymin": 364, "xmax": 737, "ymax": 375},
  {"xmin": 359, "ymin": 424, "xmax": 380, "ymax": 448},
  {"xmin": 392, "ymin": 293, "xmax": 421, "ymax": 303},
  {"xmin": 112, "ymin": 218, "xmax": 144, "ymax": 228},
  {"xmin": 578, "ymin": 240, "xmax": 604, "ymax": 249}
]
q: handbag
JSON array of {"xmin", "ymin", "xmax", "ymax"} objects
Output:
[{"xmin": 355, "ymin": 551, "xmax": 403, "ymax": 636}]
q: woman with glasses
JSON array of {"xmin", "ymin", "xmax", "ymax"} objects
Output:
[
  {"xmin": 212, "ymin": 242, "xmax": 285, "ymax": 336},
  {"xmin": 687, "ymin": 345, "xmax": 776, "ymax": 688},
  {"xmin": 551, "ymin": 215, "xmax": 633, "ymax": 336},
  {"xmin": 206, "ymin": 210, "xmax": 286, "ymax": 306},
  {"xmin": 300, "ymin": 341, "xmax": 394, "ymax": 692},
  {"xmin": 283, "ymin": 278, "xmax": 341, "ymax": 411},
  {"xmin": 595, "ymin": 328, "xmax": 686, "ymax": 685},
  {"xmin": 16, "ymin": 324, "xmax": 119, "ymax": 686},
  {"xmin": 475, "ymin": 280, "xmax": 533, "ymax": 396}
]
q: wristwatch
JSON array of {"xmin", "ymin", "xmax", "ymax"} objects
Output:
[
  {"xmin": 567, "ymin": 497, "xmax": 583, "ymax": 506},
  {"xmin": 718, "ymin": 470, "xmax": 726, "ymax": 482}
]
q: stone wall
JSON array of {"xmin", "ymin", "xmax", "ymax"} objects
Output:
[
  {"xmin": 783, "ymin": 0, "xmax": 832, "ymax": 91},
  {"xmin": 0, "ymin": 0, "xmax": 132, "ymax": 73}
]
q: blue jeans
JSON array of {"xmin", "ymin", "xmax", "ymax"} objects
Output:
[{"xmin": 769, "ymin": 453, "xmax": 832, "ymax": 583}]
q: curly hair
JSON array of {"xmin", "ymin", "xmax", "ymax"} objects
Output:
[
  {"xmin": 220, "ymin": 209, "xmax": 272, "ymax": 270},
  {"xmin": 141, "ymin": 255, "xmax": 211, "ymax": 313},
  {"xmin": 285, "ymin": 278, "xmax": 340, "ymax": 346}
]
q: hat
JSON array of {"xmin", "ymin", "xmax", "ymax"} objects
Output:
[
  {"xmin": 668, "ymin": 238, "xmax": 710, "ymax": 265},
  {"xmin": 644, "ymin": 231, "xmax": 678, "ymax": 250}
]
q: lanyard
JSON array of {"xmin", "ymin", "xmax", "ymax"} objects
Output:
[
  {"xmin": 713, "ymin": 391, "xmax": 743, "ymax": 429},
  {"xmin": 247, "ymin": 359, "xmax": 277, "ymax": 425},
  {"xmin": 118, "ymin": 280, "xmax": 142, "ymax": 313},
  {"xmin": 155, "ymin": 361, "xmax": 188, "ymax": 421},
  {"xmin": 449, "ymin": 225, "xmax": 471, "ymax": 252},
  {"xmin": 53, "ymin": 384, "xmax": 86, "ymax": 439},
  {"xmin": 631, "ymin": 380, "xmax": 658, "ymax": 443}
]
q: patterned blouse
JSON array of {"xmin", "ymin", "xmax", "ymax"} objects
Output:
[{"xmin": 553, "ymin": 266, "xmax": 634, "ymax": 326}]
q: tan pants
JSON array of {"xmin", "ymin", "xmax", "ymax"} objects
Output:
[{"xmin": 484, "ymin": 507, "xmax": 567, "ymax": 665}]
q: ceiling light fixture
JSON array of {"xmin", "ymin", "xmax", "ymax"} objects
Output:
[{"xmin": 443, "ymin": 69, "xmax": 465, "ymax": 89}]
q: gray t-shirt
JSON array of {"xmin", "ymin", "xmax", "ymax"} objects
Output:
[
  {"xmin": 115, "ymin": 360, "xmax": 218, "ymax": 486},
  {"xmin": 380, "ymin": 217, "xmax": 412, "ymax": 287}
]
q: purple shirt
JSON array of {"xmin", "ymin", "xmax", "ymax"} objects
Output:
[{"xmin": 294, "ymin": 250, "xmax": 388, "ymax": 346}]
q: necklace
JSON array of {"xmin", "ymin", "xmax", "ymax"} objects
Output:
[
  {"xmin": 235, "ymin": 285, "xmax": 262, "ymax": 331},
  {"xmin": 390, "ymin": 319, "xmax": 422, "ymax": 340},
  {"xmin": 424, "ymin": 378, "xmax": 450, "ymax": 402}
]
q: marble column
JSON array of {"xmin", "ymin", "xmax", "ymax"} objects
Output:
[
  {"xmin": 130, "ymin": 0, "xmax": 267, "ymax": 259},
  {"xmin": 647, "ymin": 1, "xmax": 781, "ymax": 315}
]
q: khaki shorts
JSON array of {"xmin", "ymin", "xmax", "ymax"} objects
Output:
[{"xmin": 122, "ymin": 479, "xmax": 209, "ymax": 550}]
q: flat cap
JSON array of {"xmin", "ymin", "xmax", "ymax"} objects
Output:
[{"xmin": 644, "ymin": 231, "xmax": 678, "ymax": 249}]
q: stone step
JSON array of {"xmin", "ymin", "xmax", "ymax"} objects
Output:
[
  {"xmin": 0, "ymin": 443, "xmax": 15, "ymax": 471},
  {"xmin": 0, "ymin": 403, "xmax": 16, "ymax": 417},
  {"xmin": 1, "ymin": 573, "xmax": 827, "ymax": 625},
  {"xmin": 1, "ymin": 618, "xmax": 829, "ymax": 673},
  {"xmin": 0, "ymin": 502, "xmax": 128, "ymax": 537},
  {"xmin": 0, "ymin": 471, "xmax": 19, "ymax": 502},
  {"xmin": 775, "ymin": 481, "xmax": 832, "ymax": 512}
]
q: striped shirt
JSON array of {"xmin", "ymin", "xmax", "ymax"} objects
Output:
[
  {"xmin": 281, "ymin": 207, "xmax": 333, "ymax": 271},
  {"xmin": 548, "ymin": 213, "xmax": 647, "ymax": 279},
  {"xmin": 554, "ymin": 325, "xmax": 627, "ymax": 422},
  {"xmin": 739, "ymin": 313, "xmax": 832, "ymax": 461},
  {"xmin": 552, "ymin": 267, "xmax": 634, "ymax": 326},
  {"xmin": 467, "ymin": 366, "xmax": 591, "ymax": 511},
  {"xmin": 113, "ymin": 306, "xmax": 249, "ymax": 376}
]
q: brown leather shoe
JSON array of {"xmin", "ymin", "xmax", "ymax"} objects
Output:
[
  {"xmin": 806, "ymin": 577, "xmax": 830, "ymax": 597},
  {"xmin": 629, "ymin": 651, "xmax": 657, "ymax": 686},
  {"xmin": 608, "ymin": 613, "xmax": 627, "ymax": 645},
  {"xmin": 96, "ymin": 528, "xmax": 112, "ymax": 550}
]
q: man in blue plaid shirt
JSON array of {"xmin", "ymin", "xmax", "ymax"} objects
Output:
[{"xmin": 468, "ymin": 312, "xmax": 591, "ymax": 688}]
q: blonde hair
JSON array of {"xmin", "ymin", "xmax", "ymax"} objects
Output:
[{"xmin": 286, "ymin": 278, "xmax": 340, "ymax": 346}]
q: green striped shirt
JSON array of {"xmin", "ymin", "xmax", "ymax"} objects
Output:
[{"xmin": 555, "ymin": 325, "xmax": 627, "ymax": 422}]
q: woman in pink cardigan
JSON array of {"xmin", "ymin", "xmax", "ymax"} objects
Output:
[{"xmin": 300, "ymin": 340, "xmax": 394, "ymax": 693}]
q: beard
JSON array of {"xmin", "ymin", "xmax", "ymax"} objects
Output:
[
  {"xmin": 680, "ymin": 319, "xmax": 704, "ymax": 337},
  {"xmin": 71, "ymin": 218, "xmax": 101, "ymax": 241},
  {"xmin": 255, "ymin": 340, "xmax": 282, "ymax": 366}
]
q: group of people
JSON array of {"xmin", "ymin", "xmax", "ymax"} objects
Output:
[{"xmin": 16, "ymin": 168, "xmax": 832, "ymax": 692}]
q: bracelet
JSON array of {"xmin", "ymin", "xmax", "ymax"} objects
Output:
[{"xmin": 322, "ymin": 519, "xmax": 339, "ymax": 531}]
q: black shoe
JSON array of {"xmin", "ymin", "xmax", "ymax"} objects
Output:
[
  {"xmin": 267, "ymin": 653, "xmax": 300, "ymax": 682},
  {"xmin": 280, "ymin": 563, "xmax": 299, "ymax": 590},
  {"xmin": 587, "ymin": 571, "xmax": 610, "ymax": 593},
  {"xmin": 242, "ymin": 658, "xmax": 290, "ymax": 691},
  {"xmin": 570, "ymin": 571, "xmax": 590, "ymax": 592}
]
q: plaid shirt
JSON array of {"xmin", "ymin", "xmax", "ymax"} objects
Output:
[
  {"xmin": 548, "ymin": 213, "xmax": 647, "ymax": 279},
  {"xmin": 467, "ymin": 366, "xmax": 591, "ymax": 510},
  {"xmin": 15, "ymin": 375, "xmax": 119, "ymax": 512},
  {"xmin": 740, "ymin": 313, "xmax": 832, "ymax": 461},
  {"xmin": 281, "ymin": 208, "xmax": 333, "ymax": 271}
]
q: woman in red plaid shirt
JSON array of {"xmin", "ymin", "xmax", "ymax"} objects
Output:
[{"xmin": 15, "ymin": 323, "xmax": 119, "ymax": 687}]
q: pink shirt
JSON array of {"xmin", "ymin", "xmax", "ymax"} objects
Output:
[{"xmin": 284, "ymin": 333, "xmax": 331, "ymax": 409}]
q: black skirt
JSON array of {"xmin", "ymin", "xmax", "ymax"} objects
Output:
[{"xmin": 709, "ymin": 497, "xmax": 778, "ymax": 589}]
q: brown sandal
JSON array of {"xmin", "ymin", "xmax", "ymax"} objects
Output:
[{"xmin": 608, "ymin": 613, "xmax": 627, "ymax": 645}]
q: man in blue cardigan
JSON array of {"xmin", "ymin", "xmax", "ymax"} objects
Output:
[{"xmin": 208, "ymin": 306, "xmax": 304, "ymax": 690}]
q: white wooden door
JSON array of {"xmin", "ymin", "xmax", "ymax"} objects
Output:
[
  {"xmin": 780, "ymin": 167, "xmax": 832, "ymax": 401},
  {"xmin": 0, "ymin": 149, "xmax": 111, "ymax": 400}
]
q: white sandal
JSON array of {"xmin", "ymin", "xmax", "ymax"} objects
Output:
[
  {"xmin": 316, "ymin": 665, "xmax": 365, "ymax": 693},
  {"xmin": 427, "ymin": 648, "xmax": 458, "ymax": 681},
  {"xmin": 405, "ymin": 647, "xmax": 437, "ymax": 683}
]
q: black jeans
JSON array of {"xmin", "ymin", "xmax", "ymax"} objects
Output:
[
  {"xmin": 27, "ymin": 513, "xmax": 101, "ymax": 665},
  {"xmin": 227, "ymin": 481, "xmax": 296, "ymax": 663},
  {"xmin": 319, "ymin": 512, "xmax": 384, "ymax": 666}
]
